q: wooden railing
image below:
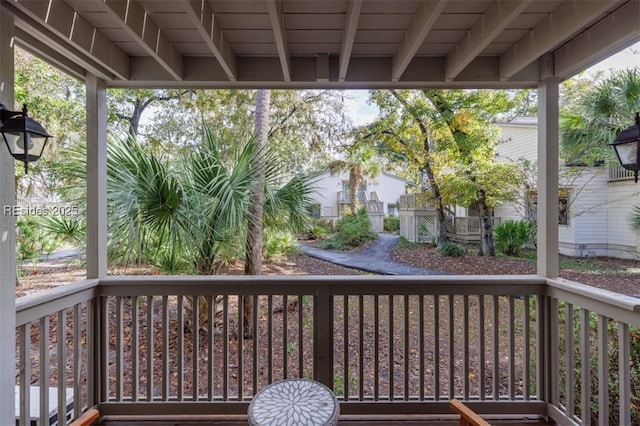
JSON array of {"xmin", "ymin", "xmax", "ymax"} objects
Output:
[
  {"xmin": 14, "ymin": 275, "xmax": 640, "ymax": 424},
  {"xmin": 454, "ymin": 217, "xmax": 502, "ymax": 235},
  {"xmin": 15, "ymin": 280, "xmax": 99, "ymax": 426},
  {"xmin": 608, "ymin": 164, "xmax": 636, "ymax": 181},
  {"xmin": 399, "ymin": 193, "xmax": 436, "ymax": 211}
]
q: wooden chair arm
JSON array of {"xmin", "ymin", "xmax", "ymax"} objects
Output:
[
  {"xmin": 449, "ymin": 399, "xmax": 491, "ymax": 426},
  {"xmin": 68, "ymin": 408, "xmax": 100, "ymax": 426}
]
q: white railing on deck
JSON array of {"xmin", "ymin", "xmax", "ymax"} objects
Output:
[
  {"xmin": 15, "ymin": 280, "xmax": 99, "ymax": 426},
  {"xmin": 454, "ymin": 217, "xmax": 502, "ymax": 235},
  {"xmin": 545, "ymin": 278, "xmax": 640, "ymax": 426},
  {"xmin": 14, "ymin": 275, "xmax": 639, "ymax": 424},
  {"xmin": 399, "ymin": 193, "xmax": 435, "ymax": 210}
]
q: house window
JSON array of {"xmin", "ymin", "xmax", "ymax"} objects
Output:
[
  {"xmin": 388, "ymin": 204, "xmax": 398, "ymax": 217},
  {"xmin": 308, "ymin": 203, "xmax": 321, "ymax": 218},
  {"xmin": 526, "ymin": 189, "xmax": 571, "ymax": 225},
  {"xmin": 342, "ymin": 182, "xmax": 366, "ymax": 202}
]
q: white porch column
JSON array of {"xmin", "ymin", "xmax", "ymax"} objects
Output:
[
  {"xmin": 537, "ymin": 65, "xmax": 560, "ymax": 278},
  {"xmin": 86, "ymin": 74, "xmax": 108, "ymax": 278},
  {"xmin": 0, "ymin": 8, "xmax": 16, "ymax": 423}
]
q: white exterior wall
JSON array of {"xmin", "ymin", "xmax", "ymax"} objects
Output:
[
  {"xmin": 497, "ymin": 123, "xmax": 538, "ymax": 163},
  {"xmin": 308, "ymin": 170, "xmax": 408, "ymax": 218},
  {"xmin": 559, "ymin": 168, "xmax": 609, "ymax": 257},
  {"xmin": 606, "ymin": 181, "xmax": 640, "ymax": 258}
]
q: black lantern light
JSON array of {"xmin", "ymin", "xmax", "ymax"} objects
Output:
[
  {"xmin": 0, "ymin": 103, "xmax": 52, "ymax": 174},
  {"xmin": 609, "ymin": 112, "xmax": 640, "ymax": 183}
]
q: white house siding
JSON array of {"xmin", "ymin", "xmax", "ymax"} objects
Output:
[
  {"xmin": 496, "ymin": 123, "xmax": 538, "ymax": 163},
  {"xmin": 559, "ymin": 168, "xmax": 609, "ymax": 257},
  {"xmin": 307, "ymin": 170, "xmax": 408, "ymax": 219},
  {"xmin": 606, "ymin": 181, "xmax": 640, "ymax": 259}
]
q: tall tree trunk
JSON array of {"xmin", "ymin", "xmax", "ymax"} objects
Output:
[
  {"xmin": 243, "ymin": 89, "xmax": 270, "ymax": 338},
  {"xmin": 477, "ymin": 189, "xmax": 495, "ymax": 256},
  {"xmin": 349, "ymin": 169, "xmax": 362, "ymax": 215}
]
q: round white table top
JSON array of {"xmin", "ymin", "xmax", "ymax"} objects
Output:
[{"xmin": 248, "ymin": 378, "xmax": 339, "ymax": 426}]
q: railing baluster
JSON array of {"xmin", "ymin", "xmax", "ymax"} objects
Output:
[
  {"xmin": 434, "ymin": 295, "xmax": 440, "ymax": 400},
  {"xmin": 268, "ymin": 295, "xmax": 273, "ymax": 384},
  {"xmin": 508, "ymin": 295, "xmax": 515, "ymax": 400},
  {"xmin": 618, "ymin": 322, "xmax": 631, "ymax": 426},
  {"xmin": 463, "ymin": 295, "xmax": 469, "ymax": 400},
  {"xmin": 597, "ymin": 314, "xmax": 609, "ymax": 425},
  {"xmin": 238, "ymin": 295, "xmax": 244, "ymax": 400},
  {"xmin": 419, "ymin": 295, "xmax": 425, "ymax": 401},
  {"xmin": 132, "ymin": 296, "xmax": 139, "ymax": 402},
  {"xmin": 177, "ymin": 296, "xmax": 184, "ymax": 401},
  {"xmin": 479, "ymin": 295, "xmax": 485, "ymax": 400},
  {"xmin": 359, "ymin": 295, "xmax": 364, "ymax": 401},
  {"xmin": 580, "ymin": 308, "xmax": 591, "ymax": 423},
  {"xmin": 298, "ymin": 294, "xmax": 304, "ymax": 378},
  {"xmin": 73, "ymin": 304, "xmax": 81, "ymax": 417},
  {"xmin": 116, "ymin": 297, "xmax": 123, "ymax": 401},
  {"xmin": 374, "ymin": 295, "xmax": 379, "ymax": 400},
  {"xmin": 207, "ymin": 295, "xmax": 214, "ymax": 400},
  {"xmin": 550, "ymin": 298, "xmax": 559, "ymax": 406},
  {"xmin": 389, "ymin": 295, "xmax": 394, "ymax": 400},
  {"xmin": 565, "ymin": 302, "xmax": 575, "ymax": 418},
  {"xmin": 404, "ymin": 294, "xmax": 409, "ymax": 400},
  {"xmin": 283, "ymin": 294, "xmax": 289, "ymax": 380},
  {"xmin": 492, "ymin": 295, "xmax": 499, "ymax": 400},
  {"xmin": 254, "ymin": 295, "xmax": 260, "ymax": 391},
  {"xmin": 523, "ymin": 296, "xmax": 530, "ymax": 400},
  {"xmin": 39, "ymin": 316, "xmax": 49, "ymax": 426},
  {"xmin": 344, "ymin": 295, "xmax": 349, "ymax": 400},
  {"xmin": 146, "ymin": 296, "xmax": 154, "ymax": 401},
  {"xmin": 57, "ymin": 310, "xmax": 66, "ymax": 425},
  {"xmin": 193, "ymin": 295, "xmax": 200, "ymax": 402},
  {"xmin": 161, "ymin": 296, "xmax": 168, "ymax": 401},
  {"xmin": 448, "ymin": 295, "xmax": 454, "ymax": 400},
  {"xmin": 223, "ymin": 295, "xmax": 229, "ymax": 401},
  {"xmin": 19, "ymin": 323, "xmax": 30, "ymax": 426}
]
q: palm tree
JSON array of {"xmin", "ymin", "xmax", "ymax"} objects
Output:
[
  {"xmin": 328, "ymin": 145, "xmax": 381, "ymax": 215},
  {"xmin": 561, "ymin": 69, "xmax": 640, "ymax": 165}
]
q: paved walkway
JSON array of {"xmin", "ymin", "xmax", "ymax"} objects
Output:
[{"xmin": 299, "ymin": 233, "xmax": 446, "ymax": 275}]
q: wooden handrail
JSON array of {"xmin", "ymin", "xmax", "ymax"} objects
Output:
[
  {"xmin": 449, "ymin": 399, "xmax": 491, "ymax": 426},
  {"xmin": 69, "ymin": 408, "xmax": 100, "ymax": 426}
]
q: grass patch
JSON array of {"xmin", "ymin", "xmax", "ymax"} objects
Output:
[{"xmin": 395, "ymin": 236, "xmax": 423, "ymax": 250}]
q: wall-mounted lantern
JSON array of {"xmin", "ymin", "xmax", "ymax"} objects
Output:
[
  {"xmin": 0, "ymin": 103, "xmax": 52, "ymax": 174},
  {"xmin": 610, "ymin": 112, "xmax": 640, "ymax": 183}
]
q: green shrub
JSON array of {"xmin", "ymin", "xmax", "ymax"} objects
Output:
[
  {"xmin": 264, "ymin": 231, "xmax": 301, "ymax": 260},
  {"xmin": 305, "ymin": 225, "xmax": 328, "ymax": 241},
  {"xmin": 494, "ymin": 220, "xmax": 532, "ymax": 256},
  {"xmin": 316, "ymin": 209, "xmax": 377, "ymax": 250},
  {"xmin": 315, "ymin": 218, "xmax": 335, "ymax": 232},
  {"xmin": 16, "ymin": 216, "xmax": 60, "ymax": 262},
  {"xmin": 336, "ymin": 209, "xmax": 377, "ymax": 247},
  {"xmin": 437, "ymin": 241, "xmax": 466, "ymax": 257},
  {"xmin": 383, "ymin": 216, "xmax": 400, "ymax": 232}
]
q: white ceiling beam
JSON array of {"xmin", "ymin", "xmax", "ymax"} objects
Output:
[
  {"xmin": 93, "ymin": 0, "xmax": 183, "ymax": 81},
  {"xmin": 500, "ymin": 0, "xmax": 624, "ymax": 80},
  {"xmin": 554, "ymin": 0, "xmax": 640, "ymax": 79},
  {"xmin": 182, "ymin": 0, "xmax": 236, "ymax": 81},
  {"xmin": 391, "ymin": 0, "xmax": 449, "ymax": 82},
  {"xmin": 339, "ymin": 0, "xmax": 362, "ymax": 82},
  {"xmin": 266, "ymin": 0, "xmax": 291, "ymax": 82},
  {"xmin": 9, "ymin": 0, "xmax": 128, "ymax": 80},
  {"xmin": 446, "ymin": 0, "xmax": 532, "ymax": 81}
]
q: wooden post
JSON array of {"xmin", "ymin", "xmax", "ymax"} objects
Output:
[
  {"xmin": 537, "ymin": 58, "xmax": 560, "ymax": 278},
  {"xmin": 86, "ymin": 74, "xmax": 108, "ymax": 279},
  {"xmin": 0, "ymin": 8, "xmax": 16, "ymax": 424}
]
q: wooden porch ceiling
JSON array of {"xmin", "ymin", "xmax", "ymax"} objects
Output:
[{"xmin": 2, "ymin": 0, "xmax": 639, "ymax": 89}]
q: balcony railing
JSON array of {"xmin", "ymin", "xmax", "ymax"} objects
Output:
[
  {"xmin": 15, "ymin": 275, "xmax": 640, "ymax": 425},
  {"xmin": 454, "ymin": 217, "xmax": 502, "ymax": 235},
  {"xmin": 608, "ymin": 164, "xmax": 636, "ymax": 182},
  {"xmin": 399, "ymin": 193, "xmax": 436, "ymax": 211}
]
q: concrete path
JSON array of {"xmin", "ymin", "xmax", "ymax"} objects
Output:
[{"xmin": 299, "ymin": 233, "xmax": 446, "ymax": 275}]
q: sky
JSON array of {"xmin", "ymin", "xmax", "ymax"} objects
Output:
[{"xmin": 345, "ymin": 41, "xmax": 640, "ymax": 127}]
